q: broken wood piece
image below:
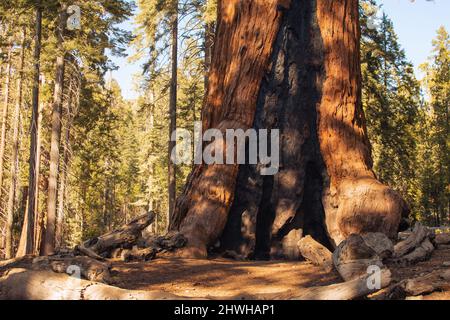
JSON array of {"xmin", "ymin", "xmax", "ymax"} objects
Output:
[
  {"xmin": 393, "ymin": 223, "xmax": 431, "ymax": 258},
  {"xmin": 360, "ymin": 232, "xmax": 394, "ymax": 259},
  {"xmin": 335, "ymin": 258, "xmax": 385, "ymax": 282},
  {"xmin": 75, "ymin": 245, "xmax": 106, "ymax": 261},
  {"xmin": 389, "ymin": 237, "xmax": 434, "ymax": 267},
  {"xmin": 143, "ymin": 231, "xmax": 187, "ymax": 252},
  {"xmin": 32, "ymin": 256, "xmax": 112, "ymax": 283},
  {"xmin": 122, "ymin": 247, "xmax": 157, "ymax": 262},
  {"xmin": 298, "ymin": 235, "xmax": 333, "ymax": 272},
  {"xmin": 435, "ymin": 233, "xmax": 450, "ymax": 246},
  {"xmin": 374, "ymin": 269, "xmax": 450, "ymax": 299},
  {"xmin": 82, "ymin": 212, "xmax": 155, "ymax": 255},
  {"xmin": 402, "ymin": 270, "xmax": 450, "ymax": 296},
  {"xmin": 292, "ymin": 269, "xmax": 392, "ymax": 300},
  {"xmin": 0, "ymin": 255, "xmax": 33, "ymax": 271}
]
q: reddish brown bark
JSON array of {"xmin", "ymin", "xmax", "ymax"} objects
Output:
[
  {"xmin": 168, "ymin": 3, "xmax": 178, "ymax": 224},
  {"xmin": 25, "ymin": 4, "xmax": 43, "ymax": 256},
  {"xmin": 2, "ymin": 42, "xmax": 13, "ymax": 259},
  {"xmin": 172, "ymin": 0, "xmax": 404, "ymax": 259},
  {"xmin": 171, "ymin": 0, "xmax": 290, "ymax": 258},
  {"xmin": 315, "ymin": 1, "xmax": 403, "ymax": 244},
  {"xmin": 0, "ymin": 42, "xmax": 12, "ymax": 205}
]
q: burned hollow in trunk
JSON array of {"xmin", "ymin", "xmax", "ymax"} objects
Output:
[{"xmin": 171, "ymin": 0, "xmax": 406, "ymax": 259}]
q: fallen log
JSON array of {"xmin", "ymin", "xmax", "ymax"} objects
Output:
[
  {"xmin": 122, "ymin": 247, "xmax": 157, "ymax": 262},
  {"xmin": 435, "ymin": 233, "xmax": 450, "ymax": 246},
  {"xmin": 402, "ymin": 270, "xmax": 450, "ymax": 296},
  {"xmin": 389, "ymin": 237, "xmax": 435, "ymax": 267},
  {"xmin": 0, "ymin": 268, "xmax": 185, "ymax": 300},
  {"xmin": 298, "ymin": 235, "xmax": 333, "ymax": 272},
  {"xmin": 0, "ymin": 255, "xmax": 33, "ymax": 271},
  {"xmin": 74, "ymin": 245, "xmax": 106, "ymax": 261},
  {"xmin": 143, "ymin": 231, "xmax": 187, "ymax": 252},
  {"xmin": 393, "ymin": 223, "xmax": 431, "ymax": 258},
  {"xmin": 31, "ymin": 256, "xmax": 112, "ymax": 283},
  {"xmin": 82, "ymin": 212, "xmax": 155, "ymax": 256},
  {"xmin": 370, "ymin": 269, "xmax": 450, "ymax": 300},
  {"xmin": 292, "ymin": 269, "xmax": 392, "ymax": 300}
]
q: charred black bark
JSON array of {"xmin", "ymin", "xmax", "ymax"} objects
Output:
[{"xmin": 220, "ymin": 0, "xmax": 331, "ymax": 259}]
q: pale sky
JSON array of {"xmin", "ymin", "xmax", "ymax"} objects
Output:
[{"xmin": 109, "ymin": 0, "xmax": 450, "ymax": 100}]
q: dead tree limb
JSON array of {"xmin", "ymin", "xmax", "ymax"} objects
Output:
[
  {"xmin": 393, "ymin": 223, "xmax": 431, "ymax": 258},
  {"xmin": 291, "ymin": 269, "xmax": 392, "ymax": 300},
  {"xmin": 298, "ymin": 235, "xmax": 333, "ymax": 272},
  {"xmin": 435, "ymin": 233, "xmax": 450, "ymax": 246},
  {"xmin": 81, "ymin": 212, "xmax": 155, "ymax": 256},
  {"xmin": 389, "ymin": 238, "xmax": 435, "ymax": 267}
]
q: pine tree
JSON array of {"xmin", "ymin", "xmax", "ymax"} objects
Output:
[
  {"xmin": 360, "ymin": 3, "xmax": 421, "ymax": 217},
  {"xmin": 418, "ymin": 27, "xmax": 449, "ymax": 225},
  {"xmin": 41, "ymin": 2, "xmax": 67, "ymax": 256}
]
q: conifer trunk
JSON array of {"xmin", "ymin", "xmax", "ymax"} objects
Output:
[
  {"xmin": 25, "ymin": 4, "xmax": 43, "ymax": 255},
  {"xmin": 41, "ymin": 4, "xmax": 67, "ymax": 255},
  {"xmin": 168, "ymin": 2, "xmax": 179, "ymax": 227},
  {"xmin": 171, "ymin": 0, "xmax": 405, "ymax": 259},
  {"xmin": 8, "ymin": 28, "xmax": 26, "ymax": 258},
  {"xmin": 55, "ymin": 81, "xmax": 74, "ymax": 250},
  {"xmin": 0, "ymin": 42, "xmax": 12, "ymax": 204}
]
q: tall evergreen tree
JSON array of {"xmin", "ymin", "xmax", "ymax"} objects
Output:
[
  {"xmin": 360, "ymin": 3, "xmax": 421, "ymax": 217},
  {"xmin": 418, "ymin": 27, "xmax": 450, "ymax": 225}
]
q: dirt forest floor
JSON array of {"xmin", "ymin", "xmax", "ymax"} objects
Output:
[{"xmin": 110, "ymin": 245, "xmax": 450, "ymax": 300}]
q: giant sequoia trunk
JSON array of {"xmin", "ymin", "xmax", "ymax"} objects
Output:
[{"xmin": 171, "ymin": 0, "xmax": 406, "ymax": 259}]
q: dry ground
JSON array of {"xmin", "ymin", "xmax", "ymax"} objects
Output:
[{"xmin": 110, "ymin": 246, "xmax": 450, "ymax": 299}]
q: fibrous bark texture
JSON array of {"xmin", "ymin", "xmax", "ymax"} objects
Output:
[
  {"xmin": 171, "ymin": 0, "xmax": 405, "ymax": 259},
  {"xmin": 171, "ymin": 0, "xmax": 290, "ymax": 258}
]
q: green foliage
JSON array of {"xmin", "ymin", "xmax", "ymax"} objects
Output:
[
  {"xmin": 416, "ymin": 27, "xmax": 450, "ymax": 225},
  {"xmin": 129, "ymin": 0, "xmax": 212, "ymax": 233},
  {"xmin": 360, "ymin": 1, "xmax": 448, "ymax": 226}
]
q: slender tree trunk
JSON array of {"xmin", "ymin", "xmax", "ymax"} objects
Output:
[
  {"xmin": 16, "ymin": 186, "xmax": 30, "ymax": 257},
  {"xmin": 25, "ymin": 4, "xmax": 43, "ymax": 255},
  {"xmin": 33, "ymin": 99, "xmax": 44, "ymax": 254},
  {"xmin": 8, "ymin": 28, "xmax": 26, "ymax": 258},
  {"xmin": 56, "ymin": 82, "xmax": 74, "ymax": 250},
  {"xmin": 168, "ymin": 3, "xmax": 178, "ymax": 228},
  {"xmin": 0, "ymin": 42, "xmax": 12, "ymax": 203},
  {"xmin": 171, "ymin": 0, "xmax": 405, "ymax": 259},
  {"xmin": 41, "ymin": 4, "xmax": 67, "ymax": 256}
]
